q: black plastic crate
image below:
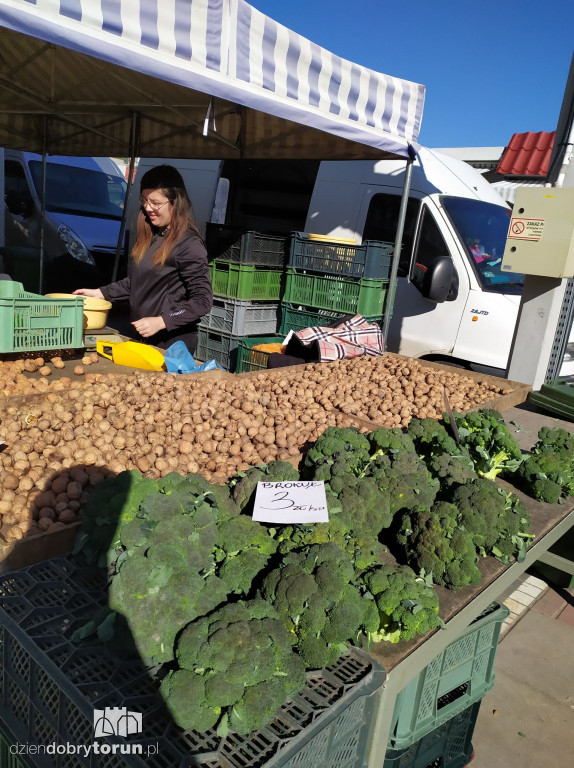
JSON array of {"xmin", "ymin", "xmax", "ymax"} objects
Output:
[
  {"xmin": 383, "ymin": 701, "xmax": 479, "ymax": 768},
  {"xmin": 288, "ymin": 232, "xmax": 393, "ymax": 280},
  {"xmin": 206, "ymin": 226, "xmax": 289, "ymax": 268},
  {"xmin": 0, "ymin": 556, "xmax": 386, "ymax": 768},
  {"xmin": 1, "ymin": 720, "xmax": 32, "ymax": 767}
]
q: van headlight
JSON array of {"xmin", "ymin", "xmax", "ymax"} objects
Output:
[{"xmin": 57, "ymin": 225, "xmax": 96, "ymax": 266}]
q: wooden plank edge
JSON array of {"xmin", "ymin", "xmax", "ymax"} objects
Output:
[{"xmin": 0, "ymin": 521, "xmax": 80, "ymax": 574}]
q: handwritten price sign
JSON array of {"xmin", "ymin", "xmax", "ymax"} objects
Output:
[{"xmin": 253, "ymin": 481, "xmax": 329, "ymax": 523}]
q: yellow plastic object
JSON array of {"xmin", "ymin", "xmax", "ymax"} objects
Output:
[
  {"xmin": 306, "ymin": 233, "xmax": 357, "ymax": 244},
  {"xmin": 45, "ymin": 293, "xmax": 112, "ymax": 329},
  {"xmin": 96, "ymin": 339, "xmax": 166, "ymax": 371},
  {"xmin": 252, "ymin": 343, "xmax": 285, "ymax": 353}
]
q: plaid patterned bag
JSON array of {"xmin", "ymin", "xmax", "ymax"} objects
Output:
[{"xmin": 295, "ymin": 314, "xmax": 384, "ymax": 362}]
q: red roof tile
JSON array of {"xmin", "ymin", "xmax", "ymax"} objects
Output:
[{"xmin": 496, "ymin": 131, "xmax": 555, "ymax": 177}]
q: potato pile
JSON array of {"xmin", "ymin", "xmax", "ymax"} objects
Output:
[
  {"xmin": 0, "ymin": 354, "xmax": 513, "ymax": 543},
  {"xmin": 0, "ymin": 353, "xmax": 100, "ymax": 397},
  {"xmin": 262, "ymin": 355, "xmax": 513, "ymax": 428}
]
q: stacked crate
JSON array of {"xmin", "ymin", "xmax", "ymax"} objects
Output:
[
  {"xmin": 382, "ymin": 602, "xmax": 509, "ymax": 768},
  {"xmin": 199, "ymin": 226, "xmax": 286, "ymax": 371},
  {"xmin": 280, "ymin": 232, "xmax": 393, "ymax": 335},
  {"xmin": 200, "ymin": 228, "xmax": 395, "ymax": 371}
]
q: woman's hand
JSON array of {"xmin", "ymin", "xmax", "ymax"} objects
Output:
[
  {"xmin": 132, "ymin": 316, "xmax": 166, "ymax": 338},
  {"xmin": 73, "ymin": 288, "xmax": 104, "ymax": 299}
]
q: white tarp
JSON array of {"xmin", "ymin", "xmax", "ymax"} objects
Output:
[{"xmin": 0, "ymin": 0, "xmax": 425, "ymax": 159}]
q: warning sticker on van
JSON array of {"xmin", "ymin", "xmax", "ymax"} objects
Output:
[{"xmin": 508, "ymin": 217, "xmax": 545, "ymax": 241}]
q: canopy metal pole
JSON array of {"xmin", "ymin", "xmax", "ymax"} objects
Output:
[
  {"xmin": 382, "ymin": 156, "xmax": 413, "ymax": 348},
  {"xmin": 38, "ymin": 118, "xmax": 47, "ymax": 293},
  {"xmin": 111, "ymin": 112, "xmax": 140, "ymax": 283}
]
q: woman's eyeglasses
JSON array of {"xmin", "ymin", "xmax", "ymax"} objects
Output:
[{"xmin": 140, "ymin": 197, "xmax": 171, "ymax": 211}]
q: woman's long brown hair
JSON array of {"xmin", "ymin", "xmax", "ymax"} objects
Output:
[{"xmin": 131, "ymin": 165, "xmax": 200, "ymax": 268}]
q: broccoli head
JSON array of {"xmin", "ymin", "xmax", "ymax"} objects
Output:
[
  {"xmin": 360, "ymin": 563, "xmax": 442, "ymax": 643},
  {"xmin": 304, "ymin": 426, "xmax": 371, "ymax": 468},
  {"xmin": 450, "ymin": 478, "xmax": 533, "ymax": 563},
  {"xmin": 261, "ymin": 543, "xmax": 367, "ymax": 667},
  {"xmin": 445, "ymin": 409, "xmax": 524, "ymax": 480},
  {"xmin": 407, "ymin": 417, "xmax": 477, "ymax": 493},
  {"xmin": 399, "ymin": 502, "xmax": 481, "ymax": 590},
  {"xmin": 367, "ymin": 449, "xmax": 439, "ymax": 515},
  {"xmin": 514, "ymin": 426, "xmax": 574, "ymax": 502},
  {"xmin": 170, "ymin": 599, "xmax": 306, "ymax": 735}
]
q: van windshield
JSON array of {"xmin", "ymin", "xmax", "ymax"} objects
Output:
[
  {"xmin": 441, "ymin": 196, "xmax": 524, "ymax": 294},
  {"xmin": 29, "ymin": 161, "xmax": 127, "ymax": 219}
]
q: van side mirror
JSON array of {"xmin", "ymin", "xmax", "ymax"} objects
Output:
[{"xmin": 418, "ymin": 256, "xmax": 455, "ymax": 303}]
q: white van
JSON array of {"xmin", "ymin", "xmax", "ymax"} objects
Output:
[
  {"xmin": 132, "ymin": 151, "xmax": 572, "ymax": 378},
  {"xmin": 0, "ymin": 149, "xmax": 128, "ymax": 293}
]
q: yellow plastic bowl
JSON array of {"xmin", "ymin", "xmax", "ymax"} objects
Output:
[{"xmin": 45, "ymin": 293, "xmax": 112, "ymax": 330}]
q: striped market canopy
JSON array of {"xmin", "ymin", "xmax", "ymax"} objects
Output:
[{"xmin": 0, "ymin": 0, "xmax": 425, "ymax": 159}]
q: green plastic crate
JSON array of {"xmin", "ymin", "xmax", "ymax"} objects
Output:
[
  {"xmin": 0, "ymin": 281, "xmax": 84, "ymax": 353},
  {"xmin": 528, "ymin": 379, "xmax": 574, "ymax": 420},
  {"xmin": 279, "ymin": 302, "xmax": 382, "ymax": 335},
  {"xmin": 283, "ymin": 267, "xmax": 387, "ymax": 316},
  {"xmin": 384, "ymin": 701, "xmax": 479, "ymax": 768},
  {"xmin": 389, "ymin": 602, "xmax": 508, "ymax": 750},
  {"xmin": 235, "ymin": 334, "xmax": 284, "ymax": 373},
  {"xmin": 209, "ymin": 261, "xmax": 283, "ymax": 300}
]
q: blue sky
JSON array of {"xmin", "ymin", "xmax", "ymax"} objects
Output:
[{"xmin": 250, "ymin": 0, "xmax": 573, "ymax": 149}]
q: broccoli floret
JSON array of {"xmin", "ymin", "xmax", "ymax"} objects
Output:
[
  {"xmin": 515, "ymin": 455, "xmax": 563, "ymax": 504},
  {"xmin": 228, "ymin": 677, "xmax": 290, "ymax": 735},
  {"xmin": 368, "ymin": 449, "xmax": 439, "ymax": 515},
  {"xmin": 537, "ymin": 425, "xmax": 574, "ymax": 455},
  {"xmin": 450, "ymin": 479, "xmax": 533, "ymax": 563},
  {"xmin": 230, "ymin": 461, "xmax": 300, "ymax": 513},
  {"xmin": 229, "ymin": 466, "xmax": 266, "ymax": 512},
  {"xmin": 107, "ymin": 548, "xmax": 229, "ymax": 663},
  {"xmin": 445, "ymin": 409, "xmax": 524, "ymax": 480},
  {"xmin": 261, "ymin": 543, "xmax": 365, "ymax": 667},
  {"xmin": 170, "ymin": 599, "xmax": 305, "ymax": 735},
  {"xmin": 297, "ymin": 635, "xmax": 342, "ymax": 669},
  {"xmin": 304, "ymin": 427, "xmax": 371, "ymax": 467},
  {"xmin": 407, "ymin": 417, "xmax": 478, "ymax": 493},
  {"xmin": 321, "ymin": 584, "xmax": 370, "ymax": 644},
  {"xmin": 426, "ymin": 452, "xmax": 478, "ymax": 492},
  {"xmin": 160, "ymin": 670, "xmax": 221, "ymax": 733},
  {"xmin": 274, "ymin": 481, "xmax": 389, "ymax": 573},
  {"xmin": 77, "ymin": 470, "xmax": 159, "ymax": 562},
  {"xmin": 360, "ymin": 563, "xmax": 442, "ymax": 643},
  {"xmin": 514, "ymin": 426, "xmax": 574, "ymax": 502},
  {"xmin": 263, "ymin": 460, "xmax": 302, "ymax": 483},
  {"xmin": 369, "ymin": 427, "xmax": 416, "ymax": 456},
  {"xmin": 98, "ymin": 473, "xmax": 280, "ymax": 664},
  {"xmin": 399, "ymin": 502, "xmax": 481, "ymax": 590},
  {"xmin": 408, "ymin": 417, "xmax": 460, "ymax": 454},
  {"xmin": 302, "ymin": 427, "xmax": 372, "ymax": 485}
]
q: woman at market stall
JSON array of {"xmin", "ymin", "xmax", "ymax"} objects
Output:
[{"xmin": 74, "ymin": 165, "xmax": 212, "ymax": 355}]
